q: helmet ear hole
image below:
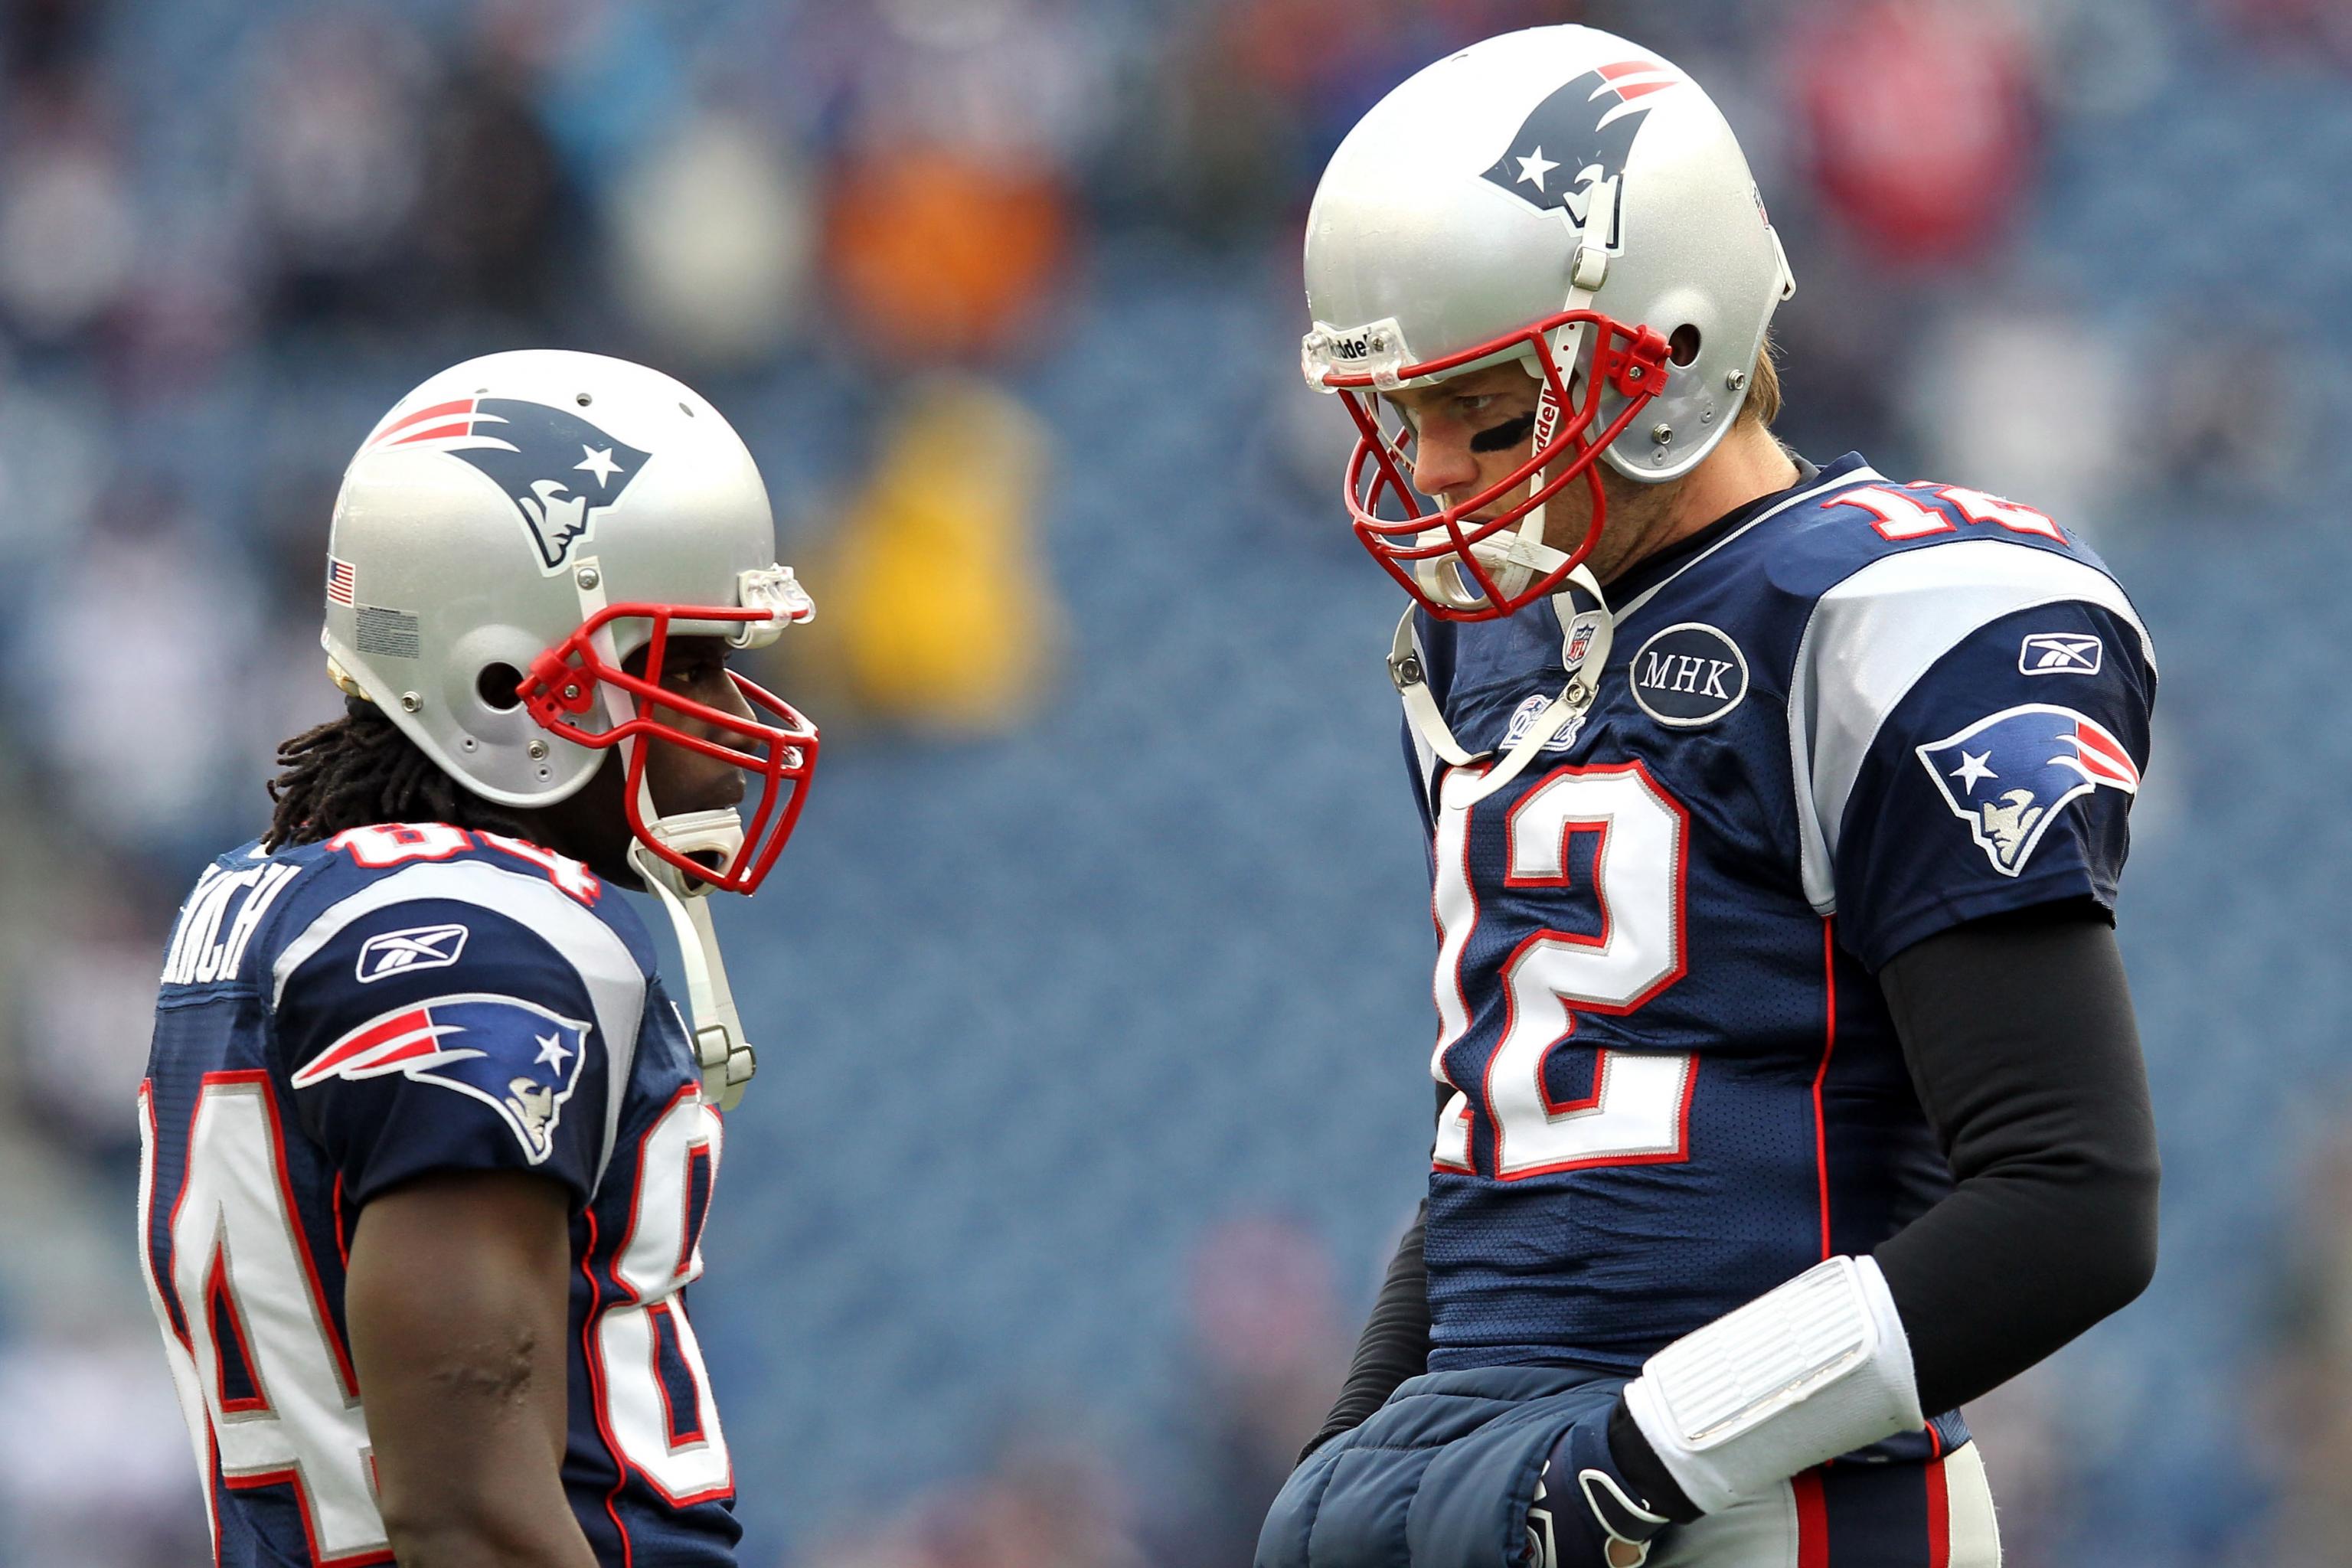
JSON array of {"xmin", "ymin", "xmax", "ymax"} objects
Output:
[
  {"xmin": 1668, "ymin": 325, "xmax": 1702, "ymax": 366},
  {"xmin": 477, "ymin": 663, "xmax": 525, "ymax": 711}
]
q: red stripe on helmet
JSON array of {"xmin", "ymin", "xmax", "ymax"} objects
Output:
[{"xmin": 371, "ymin": 397, "xmax": 477, "ymax": 446}]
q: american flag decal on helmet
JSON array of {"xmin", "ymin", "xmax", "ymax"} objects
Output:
[{"xmin": 325, "ymin": 555, "xmax": 356, "ymax": 606}]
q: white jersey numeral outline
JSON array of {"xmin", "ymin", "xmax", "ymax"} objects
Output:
[
  {"xmin": 588, "ymin": 1087, "xmax": 733, "ymax": 1504},
  {"xmin": 139, "ymin": 1075, "xmax": 391, "ymax": 1567},
  {"xmin": 1829, "ymin": 483, "xmax": 2063, "ymax": 544},
  {"xmin": 1431, "ymin": 762, "xmax": 1694, "ymax": 1179},
  {"xmin": 326, "ymin": 823, "xmax": 601, "ymax": 905},
  {"xmin": 140, "ymin": 1076, "xmax": 737, "ymax": 1560}
]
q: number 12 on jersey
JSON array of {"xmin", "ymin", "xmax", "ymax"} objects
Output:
[{"xmin": 1430, "ymin": 761, "xmax": 1694, "ymax": 1179}]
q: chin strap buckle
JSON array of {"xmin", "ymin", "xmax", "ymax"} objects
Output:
[
  {"xmin": 1389, "ymin": 566, "xmax": 1616, "ymax": 806},
  {"xmin": 1387, "ymin": 647, "xmax": 1426, "ymax": 694}
]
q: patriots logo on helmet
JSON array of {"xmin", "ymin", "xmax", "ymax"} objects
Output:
[
  {"xmin": 1917, "ymin": 704, "xmax": 2141, "ymax": 877},
  {"xmin": 364, "ymin": 397, "xmax": 652, "ymax": 573},
  {"xmin": 1481, "ymin": 60, "xmax": 1681, "ymax": 238},
  {"xmin": 291, "ymin": 992, "xmax": 592, "ymax": 1162}
]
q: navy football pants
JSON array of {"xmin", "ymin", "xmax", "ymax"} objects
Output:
[{"xmin": 1258, "ymin": 1365, "xmax": 1998, "ymax": 1568}]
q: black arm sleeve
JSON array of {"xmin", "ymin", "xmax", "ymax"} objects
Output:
[
  {"xmin": 1303, "ymin": 904, "xmax": 2157, "ymax": 1479},
  {"xmin": 1605, "ymin": 900, "xmax": 2165, "ymax": 1523},
  {"xmin": 1872, "ymin": 900, "xmax": 2162, "ymax": 1415},
  {"xmin": 1302, "ymin": 1200, "xmax": 1430, "ymax": 1462}
]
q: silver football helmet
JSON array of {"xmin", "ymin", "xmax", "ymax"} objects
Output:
[
  {"xmin": 322, "ymin": 348, "xmax": 818, "ymax": 898},
  {"xmin": 1301, "ymin": 25, "xmax": 1796, "ymax": 619}
]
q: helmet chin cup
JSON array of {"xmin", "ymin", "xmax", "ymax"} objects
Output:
[
  {"xmin": 1415, "ymin": 530, "xmax": 1531, "ymax": 613},
  {"xmin": 631, "ymin": 808, "xmax": 746, "ymax": 900}
]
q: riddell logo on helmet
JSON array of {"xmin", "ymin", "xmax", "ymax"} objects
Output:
[
  {"xmin": 364, "ymin": 397, "xmax": 652, "ymax": 574},
  {"xmin": 1325, "ymin": 332, "xmax": 1372, "ymax": 361},
  {"xmin": 1481, "ymin": 60, "xmax": 1679, "ymax": 239},
  {"xmin": 1531, "ymin": 389, "xmax": 1562, "ymax": 449}
]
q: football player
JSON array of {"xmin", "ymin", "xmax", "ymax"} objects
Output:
[
  {"xmin": 1261, "ymin": 27, "xmax": 2160, "ymax": 1568},
  {"xmin": 136, "ymin": 351, "xmax": 818, "ymax": 1567}
]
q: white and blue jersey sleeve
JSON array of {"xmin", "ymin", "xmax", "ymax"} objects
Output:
[
  {"xmin": 1790, "ymin": 536, "xmax": 2158, "ymax": 971},
  {"xmin": 264, "ymin": 858, "xmax": 649, "ymax": 1207}
]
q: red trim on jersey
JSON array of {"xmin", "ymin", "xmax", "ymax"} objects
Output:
[
  {"xmin": 1478, "ymin": 761, "xmax": 1694, "ymax": 1180},
  {"xmin": 1474, "ymin": 1031, "xmax": 1700, "ymax": 1178},
  {"xmin": 1430, "ymin": 760, "xmax": 1485, "ymax": 1174},
  {"xmin": 204, "ymin": 1238, "xmax": 270, "ymax": 1416},
  {"xmin": 163, "ymin": 1072, "xmax": 390, "ymax": 1566},
  {"xmin": 1793, "ymin": 1470, "xmax": 1829, "ymax": 1568},
  {"xmin": 140, "ymin": 1083, "xmax": 224, "ymax": 1563},
  {"xmin": 326, "ymin": 822, "xmax": 472, "ymax": 868},
  {"xmin": 1814, "ymin": 918, "xmax": 1839, "ymax": 1260},
  {"xmin": 676, "ymin": 1142, "xmax": 714, "ymax": 1284},
  {"xmin": 139, "ymin": 1082, "xmax": 194, "ymax": 1348},
  {"xmin": 217, "ymin": 1467, "xmax": 396, "ymax": 1567},
  {"xmin": 1926, "ymin": 1456, "xmax": 1952, "ymax": 1568},
  {"xmin": 166, "ymin": 1071, "xmax": 361, "ymax": 1397},
  {"xmin": 1501, "ymin": 805, "xmax": 1612, "ymax": 904},
  {"xmin": 332, "ymin": 1175, "xmax": 352, "ymax": 1269},
  {"xmin": 602, "ymin": 1085, "xmax": 733, "ymax": 1507},
  {"xmin": 645, "ymin": 1302, "xmax": 709, "ymax": 1447},
  {"xmin": 580, "ymin": 1207, "xmax": 639, "ymax": 1568}
]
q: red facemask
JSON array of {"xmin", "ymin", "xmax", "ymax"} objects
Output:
[
  {"xmin": 517, "ymin": 603, "xmax": 819, "ymax": 896},
  {"xmin": 1325, "ymin": 311, "xmax": 1671, "ymax": 621}
]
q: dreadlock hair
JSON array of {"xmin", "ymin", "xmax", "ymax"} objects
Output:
[{"xmin": 265, "ymin": 697, "xmax": 531, "ymax": 851}]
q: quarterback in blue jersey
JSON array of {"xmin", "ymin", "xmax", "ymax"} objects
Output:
[
  {"xmin": 1264, "ymin": 27, "xmax": 2159, "ymax": 1568},
  {"xmin": 136, "ymin": 351, "xmax": 820, "ymax": 1568}
]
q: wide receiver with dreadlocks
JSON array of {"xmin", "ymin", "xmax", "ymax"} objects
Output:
[
  {"xmin": 136, "ymin": 350, "xmax": 818, "ymax": 1568},
  {"xmin": 1260, "ymin": 25, "xmax": 2162, "ymax": 1568}
]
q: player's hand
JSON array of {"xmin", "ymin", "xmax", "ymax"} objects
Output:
[{"xmin": 1522, "ymin": 1406, "xmax": 1675, "ymax": 1568}]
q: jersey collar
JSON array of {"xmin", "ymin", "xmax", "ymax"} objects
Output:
[{"xmin": 1602, "ymin": 450, "xmax": 1867, "ymax": 608}]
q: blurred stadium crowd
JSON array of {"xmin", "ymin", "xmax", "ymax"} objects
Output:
[{"xmin": 3, "ymin": 0, "xmax": 2351, "ymax": 1563}]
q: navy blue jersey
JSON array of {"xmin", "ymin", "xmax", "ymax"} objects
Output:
[
  {"xmin": 1405, "ymin": 454, "xmax": 2156, "ymax": 1387},
  {"xmin": 136, "ymin": 823, "xmax": 739, "ymax": 1568}
]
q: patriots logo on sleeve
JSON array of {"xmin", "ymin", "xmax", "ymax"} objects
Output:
[
  {"xmin": 1917, "ymin": 704, "xmax": 2141, "ymax": 877},
  {"xmin": 291, "ymin": 994, "xmax": 592, "ymax": 1163}
]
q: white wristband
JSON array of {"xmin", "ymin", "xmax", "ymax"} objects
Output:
[{"xmin": 1621, "ymin": 1255, "xmax": 1924, "ymax": 1514}]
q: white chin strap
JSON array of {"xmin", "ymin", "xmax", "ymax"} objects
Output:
[
  {"xmin": 629, "ymin": 823, "xmax": 757, "ymax": 1112},
  {"xmin": 1389, "ymin": 562, "xmax": 1615, "ymax": 810},
  {"xmin": 571, "ymin": 556, "xmax": 759, "ymax": 1111}
]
